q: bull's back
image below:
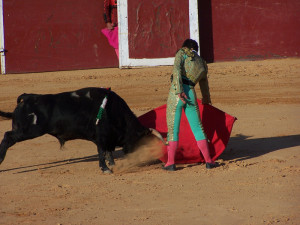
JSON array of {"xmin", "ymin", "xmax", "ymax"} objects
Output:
[
  {"xmin": 10, "ymin": 88, "xmax": 146, "ymax": 144},
  {"xmin": 47, "ymin": 88, "xmax": 110, "ymax": 140}
]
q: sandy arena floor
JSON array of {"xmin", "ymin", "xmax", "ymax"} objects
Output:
[{"xmin": 0, "ymin": 58, "xmax": 300, "ymax": 225}]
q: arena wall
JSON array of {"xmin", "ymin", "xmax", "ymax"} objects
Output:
[
  {"xmin": 199, "ymin": 0, "xmax": 300, "ymax": 62},
  {"xmin": 2, "ymin": 0, "xmax": 118, "ymax": 73},
  {"xmin": 127, "ymin": 0, "xmax": 189, "ymax": 59},
  {"xmin": 118, "ymin": 0, "xmax": 196, "ymax": 68},
  {"xmin": 1, "ymin": 0, "xmax": 299, "ymax": 73}
]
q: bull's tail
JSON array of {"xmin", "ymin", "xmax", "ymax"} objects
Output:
[{"xmin": 0, "ymin": 110, "xmax": 13, "ymax": 119}]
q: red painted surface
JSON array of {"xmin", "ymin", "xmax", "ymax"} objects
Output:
[
  {"xmin": 127, "ymin": 0, "xmax": 190, "ymax": 59},
  {"xmin": 4, "ymin": 0, "xmax": 299, "ymax": 73},
  {"xmin": 3, "ymin": 0, "xmax": 118, "ymax": 73},
  {"xmin": 202, "ymin": 0, "xmax": 300, "ymax": 61}
]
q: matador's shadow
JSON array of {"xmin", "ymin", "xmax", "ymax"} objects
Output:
[{"xmin": 220, "ymin": 134, "xmax": 300, "ymax": 161}]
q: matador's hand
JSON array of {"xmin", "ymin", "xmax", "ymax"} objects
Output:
[
  {"xmin": 106, "ymin": 22, "xmax": 114, "ymax": 30},
  {"xmin": 178, "ymin": 92, "xmax": 188, "ymax": 104}
]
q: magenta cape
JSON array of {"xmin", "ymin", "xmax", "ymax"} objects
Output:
[
  {"xmin": 138, "ymin": 100, "xmax": 237, "ymax": 164},
  {"xmin": 101, "ymin": 27, "xmax": 118, "ymax": 49}
]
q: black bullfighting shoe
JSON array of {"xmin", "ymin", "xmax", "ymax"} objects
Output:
[
  {"xmin": 206, "ymin": 162, "xmax": 220, "ymax": 169},
  {"xmin": 162, "ymin": 164, "xmax": 176, "ymax": 171}
]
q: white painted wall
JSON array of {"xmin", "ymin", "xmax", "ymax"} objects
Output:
[{"xmin": 118, "ymin": 0, "xmax": 199, "ymax": 68}]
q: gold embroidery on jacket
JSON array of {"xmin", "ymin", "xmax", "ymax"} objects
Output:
[{"xmin": 166, "ymin": 47, "xmax": 210, "ymax": 141}]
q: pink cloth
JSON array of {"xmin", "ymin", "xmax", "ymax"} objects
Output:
[
  {"xmin": 101, "ymin": 27, "xmax": 118, "ymax": 49},
  {"xmin": 138, "ymin": 99, "xmax": 237, "ymax": 164}
]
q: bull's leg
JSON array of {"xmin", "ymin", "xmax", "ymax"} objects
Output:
[
  {"xmin": 0, "ymin": 131, "xmax": 16, "ymax": 164},
  {"xmin": 0, "ymin": 130, "xmax": 43, "ymax": 164},
  {"xmin": 95, "ymin": 123, "xmax": 114, "ymax": 173},
  {"xmin": 96, "ymin": 145, "xmax": 112, "ymax": 174},
  {"xmin": 105, "ymin": 151, "xmax": 115, "ymax": 166}
]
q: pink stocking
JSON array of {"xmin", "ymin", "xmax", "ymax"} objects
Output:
[
  {"xmin": 197, "ymin": 140, "xmax": 213, "ymax": 163},
  {"xmin": 165, "ymin": 141, "xmax": 178, "ymax": 167}
]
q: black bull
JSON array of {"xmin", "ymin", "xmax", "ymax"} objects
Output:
[{"xmin": 0, "ymin": 87, "xmax": 163, "ymax": 173}]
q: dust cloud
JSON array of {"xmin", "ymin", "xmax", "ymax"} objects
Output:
[{"xmin": 113, "ymin": 136, "xmax": 165, "ymax": 173}]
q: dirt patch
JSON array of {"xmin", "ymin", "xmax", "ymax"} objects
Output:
[{"xmin": 0, "ymin": 58, "xmax": 300, "ymax": 225}]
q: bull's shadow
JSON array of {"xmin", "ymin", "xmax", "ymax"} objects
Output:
[
  {"xmin": 1, "ymin": 134, "xmax": 299, "ymax": 174},
  {"xmin": 0, "ymin": 149, "xmax": 125, "ymax": 174},
  {"xmin": 220, "ymin": 134, "xmax": 300, "ymax": 161}
]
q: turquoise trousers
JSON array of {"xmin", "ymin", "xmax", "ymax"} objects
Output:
[{"xmin": 167, "ymin": 84, "xmax": 207, "ymax": 142}]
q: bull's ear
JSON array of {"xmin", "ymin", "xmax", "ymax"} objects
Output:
[
  {"xmin": 149, "ymin": 128, "xmax": 166, "ymax": 145},
  {"xmin": 17, "ymin": 94, "xmax": 26, "ymax": 103}
]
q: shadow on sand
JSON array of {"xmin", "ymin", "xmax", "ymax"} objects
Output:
[
  {"xmin": 0, "ymin": 149, "xmax": 125, "ymax": 174},
  {"xmin": 1, "ymin": 134, "xmax": 299, "ymax": 174},
  {"xmin": 221, "ymin": 134, "xmax": 300, "ymax": 161}
]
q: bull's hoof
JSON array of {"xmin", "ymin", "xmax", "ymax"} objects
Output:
[
  {"xmin": 102, "ymin": 168, "xmax": 113, "ymax": 174},
  {"xmin": 107, "ymin": 161, "xmax": 115, "ymax": 167}
]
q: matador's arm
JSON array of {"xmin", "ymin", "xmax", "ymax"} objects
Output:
[
  {"xmin": 103, "ymin": 0, "xmax": 111, "ymax": 23},
  {"xmin": 172, "ymin": 49, "xmax": 185, "ymax": 95}
]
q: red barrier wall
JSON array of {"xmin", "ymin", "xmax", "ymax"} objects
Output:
[
  {"xmin": 199, "ymin": 0, "xmax": 300, "ymax": 62},
  {"xmin": 3, "ymin": 0, "xmax": 118, "ymax": 73},
  {"xmin": 3, "ymin": 0, "xmax": 300, "ymax": 73},
  {"xmin": 127, "ymin": 0, "xmax": 189, "ymax": 59}
]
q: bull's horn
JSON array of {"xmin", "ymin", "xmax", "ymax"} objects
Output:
[{"xmin": 149, "ymin": 128, "xmax": 166, "ymax": 145}]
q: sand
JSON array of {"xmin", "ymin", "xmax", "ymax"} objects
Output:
[{"xmin": 0, "ymin": 58, "xmax": 299, "ymax": 225}]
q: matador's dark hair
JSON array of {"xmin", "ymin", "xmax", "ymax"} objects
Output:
[{"xmin": 182, "ymin": 39, "xmax": 199, "ymax": 52}]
